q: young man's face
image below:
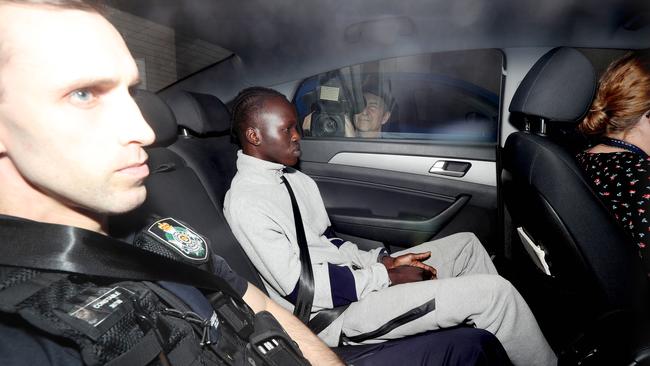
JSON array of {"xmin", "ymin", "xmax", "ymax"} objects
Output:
[
  {"xmin": 255, "ymin": 96, "xmax": 301, "ymax": 166},
  {"xmin": 353, "ymin": 92, "xmax": 391, "ymax": 134},
  {"xmin": 0, "ymin": 4, "xmax": 155, "ymax": 215}
]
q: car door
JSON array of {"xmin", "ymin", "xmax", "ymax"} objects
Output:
[{"xmin": 293, "ymin": 49, "xmax": 503, "ymax": 254}]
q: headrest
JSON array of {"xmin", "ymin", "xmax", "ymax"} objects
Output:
[
  {"xmin": 133, "ymin": 89, "xmax": 178, "ymax": 148},
  {"xmin": 509, "ymin": 47, "xmax": 596, "ymax": 122},
  {"xmin": 163, "ymin": 91, "xmax": 231, "ymax": 135}
]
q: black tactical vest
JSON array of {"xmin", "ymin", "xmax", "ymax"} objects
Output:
[
  {"xmin": 0, "ymin": 216, "xmax": 309, "ymax": 366},
  {"xmin": 0, "ymin": 267, "xmax": 228, "ymax": 365}
]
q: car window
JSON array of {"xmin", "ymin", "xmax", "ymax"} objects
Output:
[
  {"xmin": 294, "ymin": 49, "xmax": 503, "ymax": 143},
  {"xmin": 104, "ymin": 6, "xmax": 232, "ymax": 92}
]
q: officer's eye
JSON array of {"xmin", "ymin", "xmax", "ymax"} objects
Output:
[{"xmin": 69, "ymin": 89, "xmax": 96, "ymax": 104}]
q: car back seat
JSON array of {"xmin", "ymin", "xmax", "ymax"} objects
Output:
[
  {"xmin": 160, "ymin": 90, "xmax": 239, "ymax": 208},
  {"xmin": 117, "ymin": 89, "xmax": 514, "ymax": 365},
  {"xmin": 109, "ymin": 89, "xmax": 266, "ymax": 292}
]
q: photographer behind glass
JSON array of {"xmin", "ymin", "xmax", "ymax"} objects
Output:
[{"xmin": 303, "ymin": 77, "xmax": 394, "ymax": 138}]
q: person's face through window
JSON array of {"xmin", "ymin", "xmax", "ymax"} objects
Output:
[
  {"xmin": 0, "ymin": 5, "xmax": 155, "ymax": 215},
  {"xmin": 255, "ymin": 96, "xmax": 302, "ymax": 166},
  {"xmin": 353, "ymin": 92, "xmax": 391, "ymax": 136}
]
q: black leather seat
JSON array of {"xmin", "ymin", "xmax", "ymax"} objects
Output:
[
  {"xmin": 110, "ymin": 89, "xmax": 266, "ymax": 292},
  {"xmin": 502, "ymin": 47, "xmax": 650, "ymax": 364},
  {"xmin": 161, "ymin": 90, "xmax": 239, "ymax": 208}
]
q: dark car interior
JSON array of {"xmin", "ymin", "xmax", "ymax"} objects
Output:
[
  {"xmin": 101, "ymin": 0, "xmax": 650, "ymax": 364},
  {"xmin": 503, "ymin": 47, "xmax": 650, "ymax": 364}
]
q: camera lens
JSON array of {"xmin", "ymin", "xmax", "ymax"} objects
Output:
[{"xmin": 323, "ymin": 117, "xmax": 337, "ymax": 134}]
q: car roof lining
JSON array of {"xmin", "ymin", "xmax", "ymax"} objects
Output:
[{"xmin": 111, "ymin": 0, "xmax": 649, "ymax": 90}]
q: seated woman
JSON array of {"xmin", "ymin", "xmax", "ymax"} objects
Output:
[{"xmin": 576, "ymin": 51, "xmax": 650, "ymax": 275}]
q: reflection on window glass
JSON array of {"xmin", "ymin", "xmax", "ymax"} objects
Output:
[
  {"xmin": 294, "ymin": 50, "xmax": 503, "ymax": 143},
  {"xmin": 105, "ymin": 6, "xmax": 232, "ymax": 92}
]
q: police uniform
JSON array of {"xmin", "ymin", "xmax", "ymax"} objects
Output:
[{"xmin": 0, "ymin": 215, "xmax": 307, "ymax": 366}]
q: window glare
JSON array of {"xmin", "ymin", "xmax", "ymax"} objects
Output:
[
  {"xmin": 294, "ymin": 50, "xmax": 503, "ymax": 143},
  {"xmin": 105, "ymin": 6, "xmax": 232, "ymax": 92}
]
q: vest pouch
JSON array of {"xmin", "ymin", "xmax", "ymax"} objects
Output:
[
  {"xmin": 246, "ymin": 311, "xmax": 310, "ymax": 366},
  {"xmin": 208, "ymin": 293, "xmax": 308, "ymax": 366},
  {"xmin": 0, "ymin": 269, "xmax": 222, "ymax": 366}
]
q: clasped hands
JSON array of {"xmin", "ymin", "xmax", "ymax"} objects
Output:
[{"xmin": 381, "ymin": 252, "xmax": 437, "ymax": 286}]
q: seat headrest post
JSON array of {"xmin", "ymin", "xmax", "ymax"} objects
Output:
[{"xmin": 538, "ymin": 118, "xmax": 547, "ymax": 136}]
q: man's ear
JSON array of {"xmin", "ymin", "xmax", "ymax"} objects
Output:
[
  {"xmin": 381, "ymin": 111, "xmax": 392, "ymax": 126},
  {"xmin": 244, "ymin": 126, "xmax": 261, "ymax": 146}
]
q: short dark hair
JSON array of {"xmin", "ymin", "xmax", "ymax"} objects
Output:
[
  {"xmin": 361, "ymin": 76, "xmax": 394, "ymax": 112},
  {"xmin": 230, "ymin": 86, "xmax": 287, "ymax": 145},
  {"xmin": 0, "ymin": 0, "xmax": 103, "ymax": 100}
]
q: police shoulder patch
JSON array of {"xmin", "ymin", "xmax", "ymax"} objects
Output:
[{"xmin": 147, "ymin": 217, "xmax": 209, "ymax": 263}]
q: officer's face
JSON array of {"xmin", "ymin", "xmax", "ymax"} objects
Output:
[
  {"xmin": 254, "ymin": 96, "xmax": 301, "ymax": 166},
  {"xmin": 0, "ymin": 5, "xmax": 155, "ymax": 221}
]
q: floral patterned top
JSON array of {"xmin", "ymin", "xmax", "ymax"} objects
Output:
[{"xmin": 576, "ymin": 151, "xmax": 650, "ymax": 274}]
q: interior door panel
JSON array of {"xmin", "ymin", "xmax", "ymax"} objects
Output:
[
  {"xmin": 328, "ymin": 152, "xmax": 495, "ymax": 186},
  {"xmin": 298, "ymin": 139, "xmax": 498, "ymax": 253}
]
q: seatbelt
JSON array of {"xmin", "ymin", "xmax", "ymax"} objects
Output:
[
  {"xmin": 280, "ymin": 175, "xmax": 349, "ymax": 334},
  {"xmin": 280, "ymin": 174, "xmax": 443, "ymax": 342},
  {"xmin": 0, "ymin": 215, "xmax": 240, "ymax": 299},
  {"xmin": 280, "ymin": 175, "xmax": 315, "ymax": 323}
]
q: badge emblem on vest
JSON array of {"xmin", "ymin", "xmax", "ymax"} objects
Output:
[{"xmin": 147, "ymin": 217, "xmax": 209, "ymax": 262}]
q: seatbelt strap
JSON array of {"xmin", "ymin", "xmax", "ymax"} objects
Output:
[
  {"xmin": 306, "ymin": 306, "xmax": 348, "ymax": 335},
  {"xmin": 0, "ymin": 215, "xmax": 240, "ymax": 300},
  {"xmin": 280, "ymin": 174, "xmax": 349, "ymax": 334},
  {"xmin": 280, "ymin": 175, "xmax": 314, "ymax": 323}
]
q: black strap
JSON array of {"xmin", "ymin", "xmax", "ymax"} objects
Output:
[
  {"xmin": 601, "ymin": 137, "xmax": 649, "ymax": 158},
  {"xmin": 280, "ymin": 175, "xmax": 315, "ymax": 323},
  {"xmin": 280, "ymin": 175, "xmax": 349, "ymax": 334},
  {"xmin": 104, "ymin": 331, "xmax": 163, "ymax": 366},
  {"xmin": 0, "ymin": 215, "xmax": 240, "ymax": 300},
  {"xmin": 342, "ymin": 298, "xmax": 436, "ymax": 343},
  {"xmin": 306, "ymin": 306, "xmax": 348, "ymax": 335}
]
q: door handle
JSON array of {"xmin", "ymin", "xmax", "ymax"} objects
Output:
[{"xmin": 429, "ymin": 160, "xmax": 471, "ymax": 177}]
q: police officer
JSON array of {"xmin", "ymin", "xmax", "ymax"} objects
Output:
[{"xmin": 0, "ymin": 1, "xmax": 341, "ymax": 364}]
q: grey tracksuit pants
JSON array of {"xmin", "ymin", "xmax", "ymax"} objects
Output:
[{"xmin": 339, "ymin": 232, "xmax": 557, "ymax": 366}]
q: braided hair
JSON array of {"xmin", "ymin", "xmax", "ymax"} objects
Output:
[{"xmin": 230, "ymin": 87, "xmax": 287, "ymax": 146}]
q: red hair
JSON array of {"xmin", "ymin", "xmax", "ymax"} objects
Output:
[{"xmin": 579, "ymin": 51, "xmax": 650, "ymax": 135}]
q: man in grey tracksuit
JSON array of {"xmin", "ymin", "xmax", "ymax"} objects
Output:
[{"xmin": 223, "ymin": 87, "xmax": 557, "ymax": 366}]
